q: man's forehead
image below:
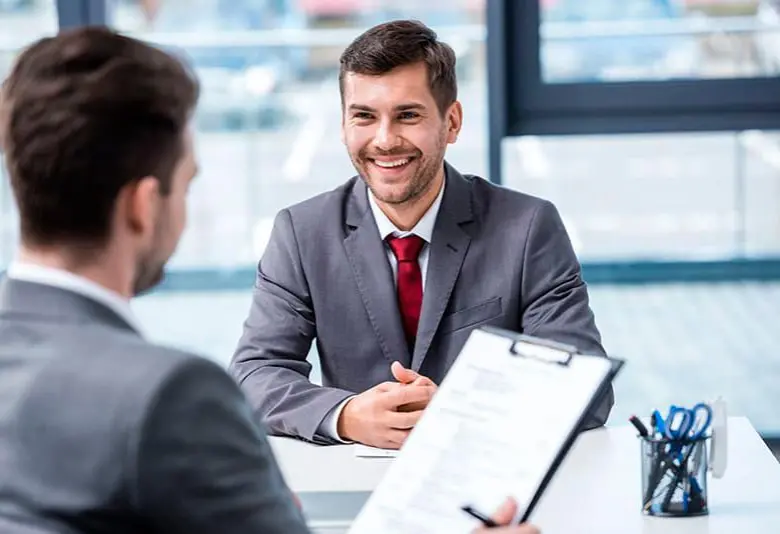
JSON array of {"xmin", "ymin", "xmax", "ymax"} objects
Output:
[{"xmin": 342, "ymin": 67, "xmax": 433, "ymax": 106}]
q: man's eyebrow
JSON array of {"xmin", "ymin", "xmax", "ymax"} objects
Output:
[
  {"xmin": 394, "ymin": 103, "xmax": 426, "ymax": 111},
  {"xmin": 347, "ymin": 103, "xmax": 427, "ymax": 113},
  {"xmin": 348, "ymin": 104, "xmax": 376, "ymax": 112}
]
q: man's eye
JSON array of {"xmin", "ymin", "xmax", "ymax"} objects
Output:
[{"xmin": 399, "ymin": 111, "xmax": 419, "ymax": 120}]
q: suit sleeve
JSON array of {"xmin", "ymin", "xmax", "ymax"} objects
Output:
[
  {"xmin": 519, "ymin": 200, "xmax": 615, "ymax": 430},
  {"xmin": 229, "ymin": 209, "xmax": 353, "ymax": 444},
  {"xmin": 131, "ymin": 357, "xmax": 311, "ymax": 534}
]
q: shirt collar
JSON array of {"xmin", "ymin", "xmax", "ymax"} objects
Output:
[
  {"xmin": 5, "ymin": 262, "xmax": 144, "ymax": 335},
  {"xmin": 368, "ymin": 178, "xmax": 445, "ymax": 243}
]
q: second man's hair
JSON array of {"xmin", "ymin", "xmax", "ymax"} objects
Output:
[{"xmin": 338, "ymin": 19, "xmax": 458, "ymax": 115}]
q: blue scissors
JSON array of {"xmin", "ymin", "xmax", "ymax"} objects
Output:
[{"xmin": 652, "ymin": 402, "xmax": 712, "ymax": 441}]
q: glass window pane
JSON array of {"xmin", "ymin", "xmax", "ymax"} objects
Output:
[
  {"xmin": 502, "ymin": 130, "xmax": 780, "ymax": 261},
  {"xmin": 540, "ymin": 0, "xmax": 780, "ymax": 83},
  {"xmin": 502, "ymin": 129, "xmax": 780, "ymax": 436},
  {"xmin": 111, "ymin": 0, "xmax": 487, "ymax": 270},
  {"xmin": 0, "ymin": 0, "xmax": 58, "ymax": 267}
]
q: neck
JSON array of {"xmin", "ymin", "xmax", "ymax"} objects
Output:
[
  {"xmin": 16, "ymin": 244, "xmax": 133, "ymax": 299},
  {"xmin": 378, "ymin": 167, "xmax": 444, "ymax": 231}
]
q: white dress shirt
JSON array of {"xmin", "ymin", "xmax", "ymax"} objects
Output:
[
  {"xmin": 5, "ymin": 261, "xmax": 144, "ymax": 334},
  {"xmin": 318, "ymin": 180, "xmax": 445, "ymax": 441}
]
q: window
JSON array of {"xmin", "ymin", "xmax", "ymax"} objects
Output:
[
  {"xmin": 0, "ymin": 0, "xmax": 58, "ymax": 267},
  {"xmin": 540, "ymin": 0, "xmax": 780, "ymax": 83},
  {"xmin": 503, "ymin": 130, "xmax": 780, "ymax": 262},
  {"xmin": 487, "ymin": 0, "xmax": 780, "ymax": 437},
  {"xmin": 487, "ymin": 0, "xmax": 780, "ymax": 150}
]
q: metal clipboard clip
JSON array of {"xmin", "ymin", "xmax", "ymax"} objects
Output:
[{"xmin": 505, "ymin": 333, "xmax": 577, "ymax": 366}]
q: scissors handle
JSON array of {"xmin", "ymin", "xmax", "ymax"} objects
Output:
[
  {"xmin": 687, "ymin": 403, "xmax": 713, "ymax": 439},
  {"xmin": 664, "ymin": 406, "xmax": 692, "ymax": 440}
]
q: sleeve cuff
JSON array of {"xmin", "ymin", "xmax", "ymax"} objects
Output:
[{"xmin": 317, "ymin": 396, "xmax": 355, "ymax": 443}]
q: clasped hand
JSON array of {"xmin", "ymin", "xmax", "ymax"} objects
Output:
[{"xmin": 337, "ymin": 361, "xmax": 437, "ymax": 448}]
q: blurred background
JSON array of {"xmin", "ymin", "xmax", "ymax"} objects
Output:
[{"xmin": 1, "ymin": 0, "xmax": 779, "ymax": 443}]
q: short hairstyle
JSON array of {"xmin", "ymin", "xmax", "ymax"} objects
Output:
[
  {"xmin": 338, "ymin": 19, "xmax": 457, "ymax": 116},
  {"xmin": 0, "ymin": 26, "xmax": 199, "ymax": 248}
]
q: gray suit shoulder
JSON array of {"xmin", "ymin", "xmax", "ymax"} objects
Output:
[
  {"xmin": 465, "ymin": 173, "xmax": 555, "ymax": 212},
  {"xmin": 271, "ymin": 176, "xmax": 360, "ymax": 247},
  {"xmin": 282, "ymin": 177, "xmax": 358, "ymax": 219}
]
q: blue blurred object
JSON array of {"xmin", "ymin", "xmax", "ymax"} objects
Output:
[
  {"xmin": 541, "ymin": 0, "xmax": 695, "ymax": 82},
  {"xmin": 0, "ymin": 0, "xmax": 33, "ymax": 13},
  {"xmin": 148, "ymin": 0, "xmax": 309, "ymax": 131}
]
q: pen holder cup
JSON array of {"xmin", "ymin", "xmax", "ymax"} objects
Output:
[{"xmin": 639, "ymin": 435, "xmax": 709, "ymax": 517}]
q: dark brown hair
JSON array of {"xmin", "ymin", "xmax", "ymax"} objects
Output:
[
  {"xmin": 0, "ymin": 26, "xmax": 199, "ymax": 248},
  {"xmin": 338, "ymin": 19, "xmax": 457, "ymax": 115}
]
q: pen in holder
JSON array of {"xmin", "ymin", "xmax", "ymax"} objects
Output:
[{"xmin": 640, "ymin": 434, "xmax": 709, "ymax": 517}]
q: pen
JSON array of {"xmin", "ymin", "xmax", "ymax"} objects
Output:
[
  {"xmin": 461, "ymin": 505, "xmax": 498, "ymax": 528},
  {"xmin": 629, "ymin": 415, "xmax": 650, "ymax": 437}
]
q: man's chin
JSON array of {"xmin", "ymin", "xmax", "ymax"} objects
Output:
[
  {"xmin": 365, "ymin": 177, "xmax": 417, "ymax": 205},
  {"xmin": 132, "ymin": 268, "xmax": 165, "ymax": 297}
]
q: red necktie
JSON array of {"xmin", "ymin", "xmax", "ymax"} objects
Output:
[{"xmin": 386, "ymin": 234, "xmax": 425, "ymax": 346}]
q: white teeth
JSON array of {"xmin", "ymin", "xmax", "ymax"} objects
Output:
[{"xmin": 373, "ymin": 158, "xmax": 409, "ymax": 168}]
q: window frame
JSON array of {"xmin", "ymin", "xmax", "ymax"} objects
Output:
[
  {"xmin": 487, "ymin": 0, "xmax": 780, "ymax": 184},
  {"xmin": 56, "ymin": 0, "xmax": 107, "ymax": 28}
]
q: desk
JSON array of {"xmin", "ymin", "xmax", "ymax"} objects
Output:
[{"xmin": 269, "ymin": 417, "xmax": 780, "ymax": 533}]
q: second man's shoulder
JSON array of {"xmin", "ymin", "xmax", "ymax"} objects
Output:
[
  {"xmin": 465, "ymin": 173, "xmax": 555, "ymax": 211},
  {"xmin": 459, "ymin": 173, "xmax": 563, "ymax": 231}
]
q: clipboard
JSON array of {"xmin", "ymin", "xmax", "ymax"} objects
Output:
[
  {"xmin": 487, "ymin": 327, "xmax": 625, "ymax": 523},
  {"xmin": 347, "ymin": 326, "xmax": 624, "ymax": 533}
]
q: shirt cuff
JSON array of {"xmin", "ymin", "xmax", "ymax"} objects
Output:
[{"xmin": 317, "ymin": 396, "xmax": 355, "ymax": 443}]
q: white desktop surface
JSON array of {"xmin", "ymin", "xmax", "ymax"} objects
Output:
[{"xmin": 269, "ymin": 417, "xmax": 780, "ymax": 533}]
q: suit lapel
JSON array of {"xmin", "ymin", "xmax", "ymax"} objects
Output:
[
  {"xmin": 343, "ymin": 180, "xmax": 411, "ymax": 367},
  {"xmin": 412, "ymin": 163, "xmax": 473, "ymax": 371}
]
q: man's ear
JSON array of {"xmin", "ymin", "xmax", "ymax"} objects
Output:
[
  {"xmin": 123, "ymin": 176, "xmax": 160, "ymax": 236},
  {"xmin": 446, "ymin": 100, "xmax": 463, "ymax": 144}
]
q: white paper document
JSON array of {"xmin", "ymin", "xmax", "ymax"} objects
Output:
[
  {"xmin": 347, "ymin": 329, "xmax": 618, "ymax": 534},
  {"xmin": 354, "ymin": 444, "xmax": 399, "ymax": 458}
]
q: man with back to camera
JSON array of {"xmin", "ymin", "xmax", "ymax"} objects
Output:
[
  {"xmin": 0, "ymin": 26, "xmax": 537, "ymax": 534},
  {"xmin": 230, "ymin": 19, "xmax": 615, "ymax": 449}
]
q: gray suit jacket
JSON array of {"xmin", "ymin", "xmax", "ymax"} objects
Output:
[
  {"xmin": 0, "ymin": 278, "xmax": 310, "ymax": 534},
  {"xmin": 231, "ymin": 163, "xmax": 614, "ymax": 444}
]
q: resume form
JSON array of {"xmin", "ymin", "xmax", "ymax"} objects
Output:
[{"xmin": 348, "ymin": 329, "xmax": 619, "ymax": 533}]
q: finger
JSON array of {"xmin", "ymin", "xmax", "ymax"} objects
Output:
[
  {"xmin": 391, "ymin": 361, "xmax": 419, "ymax": 384},
  {"xmin": 386, "ymin": 408, "xmax": 424, "ymax": 429},
  {"xmin": 381, "ymin": 383, "xmax": 436, "ymax": 409},
  {"xmin": 490, "ymin": 498, "xmax": 519, "ymax": 526},
  {"xmin": 410, "ymin": 375, "xmax": 436, "ymax": 387},
  {"xmin": 381, "ymin": 428, "xmax": 411, "ymax": 449},
  {"xmin": 373, "ymin": 381, "xmax": 402, "ymax": 393}
]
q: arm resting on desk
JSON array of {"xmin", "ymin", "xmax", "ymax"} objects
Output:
[
  {"xmin": 230, "ymin": 209, "xmax": 354, "ymax": 444},
  {"xmin": 519, "ymin": 200, "xmax": 614, "ymax": 429}
]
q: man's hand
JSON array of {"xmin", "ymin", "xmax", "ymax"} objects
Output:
[
  {"xmin": 473, "ymin": 498, "xmax": 540, "ymax": 534},
  {"xmin": 337, "ymin": 381, "xmax": 436, "ymax": 449},
  {"xmin": 390, "ymin": 361, "xmax": 438, "ymax": 412}
]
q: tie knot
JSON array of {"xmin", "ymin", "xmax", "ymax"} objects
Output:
[{"xmin": 386, "ymin": 234, "xmax": 425, "ymax": 262}]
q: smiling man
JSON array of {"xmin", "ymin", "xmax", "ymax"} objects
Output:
[{"xmin": 230, "ymin": 19, "xmax": 614, "ymax": 449}]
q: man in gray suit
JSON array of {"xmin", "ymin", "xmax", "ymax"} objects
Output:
[
  {"xmin": 0, "ymin": 25, "xmax": 538, "ymax": 534},
  {"xmin": 231, "ymin": 20, "xmax": 614, "ymax": 449}
]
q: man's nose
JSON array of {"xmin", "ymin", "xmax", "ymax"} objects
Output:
[{"xmin": 373, "ymin": 119, "xmax": 401, "ymax": 151}]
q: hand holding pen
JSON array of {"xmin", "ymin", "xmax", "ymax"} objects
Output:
[{"xmin": 464, "ymin": 498, "xmax": 541, "ymax": 533}]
